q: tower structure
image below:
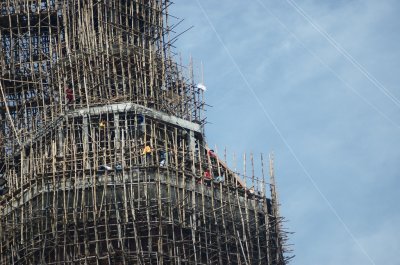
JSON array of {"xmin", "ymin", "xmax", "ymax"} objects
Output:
[{"xmin": 0, "ymin": 1, "xmax": 290, "ymax": 264}]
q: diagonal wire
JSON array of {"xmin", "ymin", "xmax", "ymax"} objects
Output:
[
  {"xmin": 195, "ymin": 1, "xmax": 378, "ymax": 265},
  {"xmin": 286, "ymin": 0, "xmax": 400, "ymax": 108},
  {"xmin": 255, "ymin": 1, "xmax": 400, "ymax": 130}
]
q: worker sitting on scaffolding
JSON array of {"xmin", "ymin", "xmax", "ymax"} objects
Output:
[
  {"xmin": 159, "ymin": 150, "xmax": 166, "ymax": 167},
  {"xmin": 99, "ymin": 120, "xmax": 106, "ymax": 129},
  {"xmin": 65, "ymin": 86, "xmax": 74, "ymax": 104},
  {"xmin": 115, "ymin": 163, "xmax": 123, "ymax": 173},
  {"xmin": 207, "ymin": 149, "xmax": 216, "ymax": 158},
  {"xmin": 143, "ymin": 145, "xmax": 152, "ymax": 164},
  {"xmin": 247, "ymin": 187, "xmax": 255, "ymax": 198},
  {"xmin": 214, "ymin": 174, "xmax": 225, "ymax": 184},
  {"xmin": 203, "ymin": 170, "xmax": 212, "ymax": 186}
]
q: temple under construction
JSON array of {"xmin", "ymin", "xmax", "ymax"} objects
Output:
[{"xmin": 0, "ymin": 1, "xmax": 291, "ymax": 264}]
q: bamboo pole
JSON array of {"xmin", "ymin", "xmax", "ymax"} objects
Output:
[{"xmin": 0, "ymin": 1, "xmax": 289, "ymax": 264}]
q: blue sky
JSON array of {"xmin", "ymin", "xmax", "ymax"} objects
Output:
[{"xmin": 172, "ymin": 1, "xmax": 400, "ymax": 264}]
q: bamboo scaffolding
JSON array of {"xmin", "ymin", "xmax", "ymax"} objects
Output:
[{"xmin": 0, "ymin": 1, "xmax": 291, "ymax": 264}]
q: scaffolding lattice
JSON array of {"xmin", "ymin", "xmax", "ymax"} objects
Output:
[{"xmin": 0, "ymin": 1, "xmax": 291, "ymax": 264}]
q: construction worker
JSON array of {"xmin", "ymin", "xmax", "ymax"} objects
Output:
[
  {"xmin": 204, "ymin": 170, "xmax": 211, "ymax": 179},
  {"xmin": 159, "ymin": 150, "xmax": 166, "ymax": 167},
  {"xmin": 202, "ymin": 170, "xmax": 212, "ymax": 187},
  {"xmin": 143, "ymin": 145, "xmax": 152, "ymax": 163},
  {"xmin": 65, "ymin": 87, "xmax": 74, "ymax": 104},
  {"xmin": 247, "ymin": 187, "xmax": 255, "ymax": 198},
  {"xmin": 207, "ymin": 149, "xmax": 216, "ymax": 158},
  {"xmin": 214, "ymin": 175, "xmax": 224, "ymax": 184},
  {"xmin": 99, "ymin": 120, "xmax": 106, "ymax": 129},
  {"xmin": 115, "ymin": 163, "xmax": 123, "ymax": 172}
]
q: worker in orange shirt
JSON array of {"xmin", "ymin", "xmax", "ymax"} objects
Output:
[{"xmin": 143, "ymin": 145, "xmax": 152, "ymax": 164}]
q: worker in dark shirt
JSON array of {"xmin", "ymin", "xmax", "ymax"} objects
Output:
[{"xmin": 66, "ymin": 87, "xmax": 74, "ymax": 104}]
